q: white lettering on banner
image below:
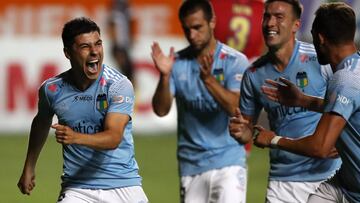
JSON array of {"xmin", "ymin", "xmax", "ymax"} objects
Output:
[
  {"xmin": 0, "ymin": 5, "xmax": 107, "ymax": 36},
  {"xmin": 132, "ymin": 5, "xmax": 171, "ymax": 37}
]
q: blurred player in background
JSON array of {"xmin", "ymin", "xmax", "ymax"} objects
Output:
[
  {"xmin": 212, "ymin": 0, "xmax": 265, "ymax": 62},
  {"xmin": 255, "ymin": 2, "xmax": 360, "ymax": 202},
  {"xmin": 212, "ymin": 0, "xmax": 265, "ymax": 155},
  {"xmin": 17, "ymin": 17, "xmax": 148, "ymax": 203},
  {"xmin": 108, "ymin": 0, "xmax": 134, "ymax": 83},
  {"xmin": 229, "ymin": 0, "xmax": 341, "ymax": 202},
  {"xmin": 151, "ymin": 0, "xmax": 250, "ymax": 202}
]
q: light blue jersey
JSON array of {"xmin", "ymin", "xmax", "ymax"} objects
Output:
[
  {"xmin": 324, "ymin": 52, "xmax": 360, "ymax": 202},
  {"xmin": 240, "ymin": 41, "xmax": 341, "ymax": 181},
  {"xmin": 170, "ymin": 42, "xmax": 249, "ymax": 176},
  {"xmin": 38, "ymin": 64, "xmax": 141, "ymax": 189}
]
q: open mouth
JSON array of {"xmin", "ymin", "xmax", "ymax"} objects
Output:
[{"xmin": 86, "ymin": 60, "xmax": 99, "ymax": 73}]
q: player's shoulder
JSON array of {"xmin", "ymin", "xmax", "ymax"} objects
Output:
[
  {"xmin": 38, "ymin": 70, "xmax": 73, "ymax": 99},
  {"xmin": 297, "ymin": 40, "xmax": 317, "ymax": 56},
  {"xmin": 176, "ymin": 46, "xmax": 194, "ymax": 60},
  {"xmin": 102, "ymin": 64, "xmax": 130, "ymax": 83},
  {"xmin": 245, "ymin": 53, "xmax": 270, "ymax": 74},
  {"xmin": 41, "ymin": 70, "xmax": 69, "ymax": 90},
  {"xmin": 218, "ymin": 42, "xmax": 248, "ymax": 60},
  {"xmin": 102, "ymin": 64, "xmax": 134, "ymax": 90},
  {"xmin": 335, "ymin": 52, "xmax": 360, "ymax": 75}
]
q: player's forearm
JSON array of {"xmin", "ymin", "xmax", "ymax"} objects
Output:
[
  {"xmin": 301, "ymin": 94, "xmax": 325, "ymax": 113},
  {"xmin": 152, "ymin": 74, "xmax": 173, "ymax": 116},
  {"xmin": 24, "ymin": 115, "xmax": 51, "ymax": 168},
  {"xmin": 277, "ymin": 135, "xmax": 330, "ymax": 158},
  {"xmin": 203, "ymin": 76, "xmax": 239, "ymax": 116},
  {"xmin": 74, "ymin": 130, "xmax": 123, "ymax": 150}
]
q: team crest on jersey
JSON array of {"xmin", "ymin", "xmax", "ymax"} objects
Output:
[
  {"xmin": 96, "ymin": 93, "xmax": 108, "ymax": 111},
  {"xmin": 213, "ymin": 68, "xmax": 225, "ymax": 83},
  {"xmin": 296, "ymin": 72, "xmax": 308, "ymax": 88}
]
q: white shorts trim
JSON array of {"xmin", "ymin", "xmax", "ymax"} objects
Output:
[
  {"xmin": 266, "ymin": 180, "xmax": 322, "ymax": 203},
  {"xmin": 57, "ymin": 186, "xmax": 148, "ymax": 203},
  {"xmin": 180, "ymin": 165, "xmax": 247, "ymax": 203}
]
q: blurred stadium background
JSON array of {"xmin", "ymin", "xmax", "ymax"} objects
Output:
[{"xmin": 0, "ymin": 0, "xmax": 359, "ymax": 202}]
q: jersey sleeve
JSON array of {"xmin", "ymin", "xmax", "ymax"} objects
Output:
[
  {"xmin": 239, "ymin": 69, "xmax": 262, "ymax": 119},
  {"xmin": 37, "ymin": 83, "xmax": 54, "ymax": 118},
  {"xmin": 324, "ymin": 70, "xmax": 360, "ymax": 121},
  {"xmin": 108, "ymin": 78, "xmax": 134, "ymax": 117},
  {"xmin": 169, "ymin": 70, "xmax": 176, "ymax": 96},
  {"xmin": 225, "ymin": 53, "xmax": 250, "ymax": 91}
]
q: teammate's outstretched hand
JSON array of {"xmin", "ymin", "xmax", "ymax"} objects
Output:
[
  {"xmin": 261, "ymin": 77, "xmax": 304, "ymax": 107},
  {"xmin": 151, "ymin": 41, "xmax": 175, "ymax": 76}
]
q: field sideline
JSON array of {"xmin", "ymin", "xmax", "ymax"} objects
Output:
[{"xmin": 0, "ymin": 134, "xmax": 269, "ymax": 202}]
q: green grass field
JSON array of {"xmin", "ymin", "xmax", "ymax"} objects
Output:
[{"xmin": 0, "ymin": 134, "xmax": 269, "ymax": 203}]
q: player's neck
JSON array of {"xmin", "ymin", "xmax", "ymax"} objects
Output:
[
  {"xmin": 68, "ymin": 69, "xmax": 96, "ymax": 91},
  {"xmin": 268, "ymin": 40, "xmax": 296, "ymax": 72},
  {"xmin": 329, "ymin": 42, "xmax": 357, "ymax": 71},
  {"xmin": 196, "ymin": 38, "xmax": 217, "ymax": 60}
]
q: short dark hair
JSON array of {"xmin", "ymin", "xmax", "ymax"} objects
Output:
[
  {"xmin": 312, "ymin": 2, "xmax": 355, "ymax": 44},
  {"xmin": 265, "ymin": 0, "xmax": 303, "ymax": 19},
  {"xmin": 178, "ymin": 0, "xmax": 213, "ymax": 23},
  {"xmin": 62, "ymin": 17, "xmax": 100, "ymax": 48}
]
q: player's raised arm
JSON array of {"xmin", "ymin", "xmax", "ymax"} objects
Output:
[
  {"xmin": 199, "ymin": 53, "xmax": 242, "ymax": 116},
  {"xmin": 151, "ymin": 41, "xmax": 175, "ymax": 116}
]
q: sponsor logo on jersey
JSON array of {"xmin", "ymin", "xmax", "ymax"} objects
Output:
[
  {"xmin": 96, "ymin": 93, "xmax": 108, "ymax": 111},
  {"xmin": 125, "ymin": 96, "xmax": 133, "ymax": 103},
  {"xmin": 112, "ymin": 95, "xmax": 133, "ymax": 104},
  {"xmin": 337, "ymin": 94, "xmax": 351, "ymax": 105},
  {"xmin": 235, "ymin": 74, "xmax": 243, "ymax": 81},
  {"xmin": 214, "ymin": 68, "xmax": 225, "ymax": 83},
  {"xmin": 296, "ymin": 72, "xmax": 308, "ymax": 88},
  {"xmin": 269, "ymin": 105, "xmax": 307, "ymax": 119},
  {"xmin": 178, "ymin": 96, "xmax": 220, "ymax": 112},
  {"xmin": 71, "ymin": 119, "xmax": 103, "ymax": 134},
  {"xmin": 112, "ymin": 95, "xmax": 124, "ymax": 103},
  {"xmin": 300, "ymin": 54, "xmax": 317, "ymax": 63},
  {"xmin": 73, "ymin": 95, "xmax": 93, "ymax": 102}
]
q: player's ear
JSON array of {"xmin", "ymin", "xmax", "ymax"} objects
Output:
[
  {"xmin": 318, "ymin": 33, "xmax": 326, "ymax": 45},
  {"xmin": 210, "ymin": 15, "xmax": 216, "ymax": 30},
  {"xmin": 63, "ymin": 47, "xmax": 70, "ymax": 59},
  {"xmin": 292, "ymin": 19, "xmax": 301, "ymax": 33}
]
